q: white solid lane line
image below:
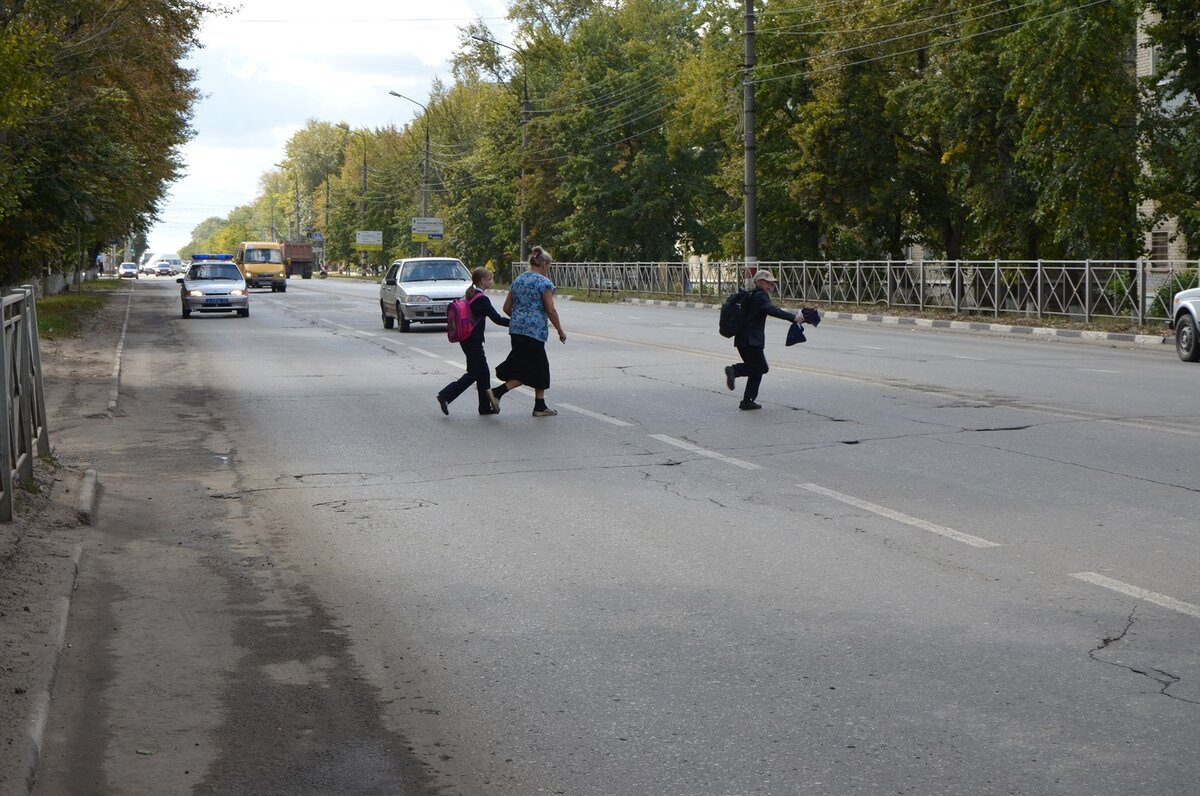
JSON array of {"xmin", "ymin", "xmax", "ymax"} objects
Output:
[
  {"xmin": 410, "ymin": 347, "xmax": 442, "ymax": 358},
  {"xmin": 1070, "ymin": 572, "xmax": 1200, "ymax": 620},
  {"xmin": 798, "ymin": 483, "xmax": 1001, "ymax": 548},
  {"xmin": 649, "ymin": 434, "xmax": 762, "ymax": 470}
]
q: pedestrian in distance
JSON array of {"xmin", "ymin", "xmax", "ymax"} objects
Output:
[
  {"xmin": 437, "ymin": 268, "xmax": 510, "ymax": 416},
  {"xmin": 487, "ymin": 246, "xmax": 567, "ymax": 417},
  {"xmin": 724, "ymin": 270, "xmax": 809, "ymax": 410}
]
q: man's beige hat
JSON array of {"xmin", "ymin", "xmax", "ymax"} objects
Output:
[{"xmin": 751, "ymin": 269, "xmax": 777, "ymax": 283}]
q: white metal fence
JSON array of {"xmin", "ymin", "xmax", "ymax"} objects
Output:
[
  {"xmin": 511, "ymin": 259, "xmax": 1199, "ymax": 324},
  {"xmin": 1, "ymin": 285, "xmax": 50, "ymax": 521}
]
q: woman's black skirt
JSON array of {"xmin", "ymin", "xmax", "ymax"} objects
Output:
[{"xmin": 495, "ymin": 333, "xmax": 551, "ymax": 389}]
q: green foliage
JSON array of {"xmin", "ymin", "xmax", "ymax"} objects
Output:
[
  {"xmin": 1149, "ymin": 268, "xmax": 1197, "ymax": 318},
  {"xmin": 0, "ymin": 0, "xmax": 220, "ymax": 288},
  {"xmin": 1140, "ymin": 0, "xmax": 1200, "ymax": 253},
  {"xmin": 8, "ymin": 0, "xmax": 1194, "ymax": 273}
]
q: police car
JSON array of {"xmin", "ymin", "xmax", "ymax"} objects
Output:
[{"xmin": 178, "ymin": 254, "xmax": 249, "ymax": 318}]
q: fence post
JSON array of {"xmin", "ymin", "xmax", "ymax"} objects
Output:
[
  {"xmin": 21, "ymin": 286, "xmax": 48, "ymax": 457},
  {"xmin": 0, "ymin": 296, "xmax": 11, "ymax": 522},
  {"xmin": 1037, "ymin": 260, "xmax": 1043, "ymax": 320},
  {"xmin": 954, "ymin": 260, "xmax": 961, "ymax": 314},
  {"xmin": 886, "ymin": 254, "xmax": 893, "ymax": 310},
  {"xmin": 993, "ymin": 259, "xmax": 1000, "ymax": 318},
  {"xmin": 1084, "ymin": 259, "xmax": 1091, "ymax": 323},
  {"xmin": 1138, "ymin": 258, "xmax": 1147, "ymax": 325},
  {"xmin": 917, "ymin": 259, "xmax": 924, "ymax": 310}
]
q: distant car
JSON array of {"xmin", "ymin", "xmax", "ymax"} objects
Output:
[
  {"xmin": 179, "ymin": 258, "xmax": 249, "ymax": 318},
  {"xmin": 117, "ymin": 262, "xmax": 138, "ymax": 279},
  {"xmin": 155, "ymin": 261, "xmax": 175, "ymax": 277},
  {"xmin": 379, "ymin": 257, "xmax": 473, "ymax": 332},
  {"xmin": 139, "ymin": 262, "xmax": 156, "ymax": 275},
  {"xmin": 1168, "ymin": 285, "xmax": 1200, "ymax": 362}
]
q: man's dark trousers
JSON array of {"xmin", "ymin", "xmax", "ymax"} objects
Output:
[{"xmin": 732, "ymin": 345, "xmax": 769, "ymax": 402}]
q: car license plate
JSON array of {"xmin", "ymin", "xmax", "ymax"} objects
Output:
[{"xmin": 204, "ymin": 298, "xmax": 229, "ymax": 305}]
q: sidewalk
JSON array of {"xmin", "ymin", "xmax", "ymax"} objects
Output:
[{"xmin": 0, "ymin": 288, "xmax": 126, "ymax": 796}]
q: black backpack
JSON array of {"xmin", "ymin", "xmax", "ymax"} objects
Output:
[{"xmin": 718, "ymin": 289, "xmax": 750, "ymax": 338}]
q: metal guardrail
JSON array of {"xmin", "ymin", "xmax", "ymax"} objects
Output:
[
  {"xmin": 511, "ymin": 259, "xmax": 1200, "ymax": 324},
  {"xmin": 0, "ymin": 285, "xmax": 50, "ymax": 521}
]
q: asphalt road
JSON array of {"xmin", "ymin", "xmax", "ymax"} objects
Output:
[{"xmin": 36, "ymin": 276, "xmax": 1199, "ymax": 795}]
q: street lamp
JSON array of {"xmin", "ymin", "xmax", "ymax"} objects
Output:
[
  {"xmin": 388, "ymin": 91, "xmax": 432, "ymax": 256},
  {"xmin": 472, "ymin": 34, "xmax": 529, "ymax": 265}
]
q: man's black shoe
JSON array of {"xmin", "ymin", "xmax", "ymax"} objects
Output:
[
  {"xmin": 724, "ymin": 366, "xmax": 736, "ymax": 391},
  {"xmin": 437, "ymin": 396, "xmax": 449, "ymax": 415},
  {"xmin": 739, "ymin": 400, "xmax": 762, "ymax": 410}
]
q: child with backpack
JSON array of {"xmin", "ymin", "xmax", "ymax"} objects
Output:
[{"xmin": 437, "ymin": 268, "xmax": 510, "ymax": 415}]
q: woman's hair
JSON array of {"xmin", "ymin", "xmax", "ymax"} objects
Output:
[
  {"xmin": 465, "ymin": 266, "xmax": 491, "ymax": 298},
  {"xmin": 528, "ymin": 246, "xmax": 551, "ymax": 269}
]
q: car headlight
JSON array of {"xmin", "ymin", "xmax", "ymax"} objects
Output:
[
  {"xmin": 188, "ymin": 290, "xmax": 205, "ymax": 297},
  {"xmin": 405, "ymin": 294, "xmax": 432, "ymax": 304},
  {"xmin": 229, "ymin": 289, "xmax": 246, "ymax": 296}
]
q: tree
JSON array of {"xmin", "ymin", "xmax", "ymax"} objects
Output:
[
  {"xmin": 1003, "ymin": 0, "xmax": 1141, "ymax": 259},
  {"xmin": 0, "ymin": 0, "xmax": 216, "ymax": 288},
  {"xmin": 1140, "ymin": 0, "xmax": 1200, "ymax": 253}
]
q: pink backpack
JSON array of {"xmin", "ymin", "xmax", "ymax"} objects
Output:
[{"xmin": 446, "ymin": 292, "xmax": 484, "ymax": 343}]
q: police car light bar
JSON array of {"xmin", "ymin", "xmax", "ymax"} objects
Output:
[{"xmin": 190, "ymin": 253, "xmax": 235, "ymax": 261}]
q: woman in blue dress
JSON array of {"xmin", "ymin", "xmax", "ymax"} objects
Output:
[{"xmin": 487, "ymin": 246, "xmax": 567, "ymax": 417}]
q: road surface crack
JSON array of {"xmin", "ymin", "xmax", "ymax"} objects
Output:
[{"xmin": 1087, "ymin": 610, "xmax": 1197, "ymax": 704}]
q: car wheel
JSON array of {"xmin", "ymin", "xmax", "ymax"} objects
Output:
[
  {"xmin": 278, "ymin": 284, "xmax": 286, "ymax": 293},
  {"xmin": 381, "ymin": 301, "xmax": 395, "ymax": 329},
  {"xmin": 398, "ymin": 303, "xmax": 411, "ymax": 332},
  {"xmin": 238, "ymin": 307, "xmax": 249, "ymax": 318},
  {"xmin": 182, "ymin": 304, "xmax": 190, "ymax": 319},
  {"xmin": 1176, "ymin": 314, "xmax": 1200, "ymax": 362}
]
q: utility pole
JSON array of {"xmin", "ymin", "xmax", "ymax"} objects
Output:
[{"xmin": 743, "ymin": 0, "xmax": 758, "ymax": 279}]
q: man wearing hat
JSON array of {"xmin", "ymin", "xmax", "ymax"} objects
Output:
[{"xmin": 724, "ymin": 270, "xmax": 808, "ymax": 410}]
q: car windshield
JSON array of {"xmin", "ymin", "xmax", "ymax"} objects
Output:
[
  {"xmin": 245, "ymin": 249, "xmax": 282, "ymax": 264},
  {"xmin": 400, "ymin": 261, "xmax": 469, "ymax": 282},
  {"xmin": 190, "ymin": 265, "xmax": 242, "ymax": 280}
]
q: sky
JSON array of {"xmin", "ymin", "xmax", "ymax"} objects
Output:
[{"xmin": 145, "ymin": 0, "xmax": 513, "ymax": 255}]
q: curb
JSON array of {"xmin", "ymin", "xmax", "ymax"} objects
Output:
[
  {"xmin": 10, "ymin": 543, "xmax": 81, "ymax": 796},
  {"xmin": 625, "ymin": 298, "xmax": 1174, "ymax": 348}
]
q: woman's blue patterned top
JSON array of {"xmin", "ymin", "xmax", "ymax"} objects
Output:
[{"xmin": 508, "ymin": 271, "xmax": 555, "ymax": 341}]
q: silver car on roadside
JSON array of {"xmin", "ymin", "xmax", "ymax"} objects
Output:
[
  {"xmin": 178, "ymin": 256, "xmax": 249, "ymax": 318},
  {"xmin": 379, "ymin": 257, "xmax": 472, "ymax": 332}
]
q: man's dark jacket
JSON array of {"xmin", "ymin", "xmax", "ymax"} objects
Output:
[{"xmin": 734, "ymin": 286, "xmax": 795, "ymax": 348}]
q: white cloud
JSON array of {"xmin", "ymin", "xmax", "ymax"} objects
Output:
[{"xmin": 147, "ymin": 0, "xmax": 510, "ymax": 253}]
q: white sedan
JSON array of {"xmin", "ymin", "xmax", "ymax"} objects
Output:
[
  {"xmin": 178, "ymin": 258, "xmax": 249, "ymax": 318},
  {"xmin": 1169, "ymin": 285, "xmax": 1200, "ymax": 362},
  {"xmin": 379, "ymin": 257, "xmax": 472, "ymax": 332}
]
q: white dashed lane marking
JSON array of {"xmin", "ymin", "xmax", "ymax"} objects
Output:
[
  {"xmin": 1070, "ymin": 572, "xmax": 1200, "ymax": 619},
  {"xmin": 559, "ymin": 404, "xmax": 633, "ymax": 426},
  {"xmin": 649, "ymin": 435, "xmax": 762, "ymax": 470},
  {"xmin": 798, "ymin": 483, "xmax": 1001, "ymax": 548}
]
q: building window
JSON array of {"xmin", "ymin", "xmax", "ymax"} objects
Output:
[{"xmin": 1151, "ymin": 230, "xmax": 1169, "ymax": 263}]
